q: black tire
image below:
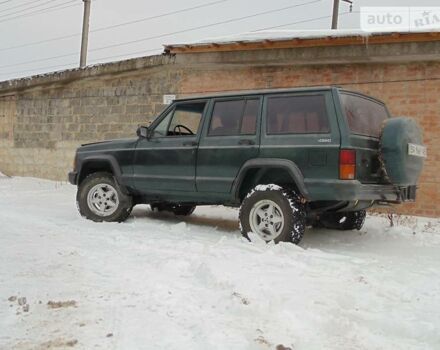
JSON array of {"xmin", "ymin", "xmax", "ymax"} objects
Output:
[
  {"xmin": 150, "ymin": 203, "xmax": 196, "ymax": 216},
  {"xmin": 239, "ymin": 184, "xmax": 306, "ymax": 244},
  {"xmin": 77, "ymin": 172, "xmax": 133, "ymax": 222},
  {"xmin": 319, "ymin": 210, "xmax": 366, "ymax": 231}
]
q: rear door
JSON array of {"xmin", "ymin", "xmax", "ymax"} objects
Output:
[
  {"xmin": 337, "ymin": 91, "xmax": 389, "ymax": 183},
  {"xmin": 196, "ymin": 96, "xmax": 261, "ymax": 193},
  {"xmin": 260, "ymin": 91, "xmax": 340, "ymax": 181}
]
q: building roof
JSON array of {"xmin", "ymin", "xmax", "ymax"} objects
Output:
[{"xmin": 164, "ymin": 29, "xmax": 440, "ymax": 53}]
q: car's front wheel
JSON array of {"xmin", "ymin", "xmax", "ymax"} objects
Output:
[
  {"xmin": 239, "ymin": 184, "xmax": 306, "ymax": 244},
  {"xmin": 77, "ymin": 172, "xmax": 133, "ymax": 222}
]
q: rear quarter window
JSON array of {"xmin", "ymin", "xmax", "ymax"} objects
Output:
[
  {"xmin": 266, "ymin": 94, "xmax": 330, "ymax": 134},
  {"xmin": 340, "ymin": 93, "xmax": 389, "ymax": 138}
]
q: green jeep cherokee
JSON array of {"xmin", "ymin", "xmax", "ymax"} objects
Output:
[{"xmin": 68, "ymin": 87, "xmax": 426, "ymax": 244}]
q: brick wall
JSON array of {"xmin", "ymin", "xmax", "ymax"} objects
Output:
[{"xmin": 0, "ymin": 45, "xmax": 438, "ymax": 217}]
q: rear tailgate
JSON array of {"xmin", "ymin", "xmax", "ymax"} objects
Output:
[
  {"xmin": 338, "ymin": 91, "xmax": 389, "ymax": 184},
  {"xmin": 349, "ymin": 136, "xmax": 382, "ymax": 183}
]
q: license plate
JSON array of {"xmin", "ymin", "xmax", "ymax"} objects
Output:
[{"xmin": 408, "ymin": 143, "xmax": 427, "ymax": 158}]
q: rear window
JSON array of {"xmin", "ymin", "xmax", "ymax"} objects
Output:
[
  {"xmin": 266, "ymin": 95, "xmax": 330, "ymax": 134},
  {"xmin": 340, "ymin": 93, "xmax": 389, "ymax": 138}
]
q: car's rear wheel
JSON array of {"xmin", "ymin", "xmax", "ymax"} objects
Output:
[
  {"xmin": 318, "ymin": 210, "xmax": 366, "ymax": 231},
  {"xmin": 239, "ymin": 184, "xmax": 306, "ymax": 244},
  {"xmin": 150, "ymin": 203, "xmax": 196, "ymax": 216},
  {"xmin": 77, "ymin": 172, "xmax": 133, "ymax": 222}
]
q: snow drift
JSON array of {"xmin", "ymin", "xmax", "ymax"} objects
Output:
[{"xmin": 1, "ymin": 177, "xmax": 439, "ymax": 349}]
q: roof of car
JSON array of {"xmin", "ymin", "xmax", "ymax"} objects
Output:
[
  {"xmin": 175, "ymin": 86, "xmax": 336, "ymax": 101},
  {"xmin": 175, "ymin": 86, "xmax": 387, "ymax": 106}
]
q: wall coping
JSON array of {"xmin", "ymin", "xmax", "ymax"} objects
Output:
[{"xmin": 0, "ymin": 54, "xmax": 173, "ymax": 95}]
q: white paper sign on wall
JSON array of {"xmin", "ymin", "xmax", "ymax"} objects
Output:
[{"xmin": 163, "ymin": 94, "xmax": 176, "ymax": 105}]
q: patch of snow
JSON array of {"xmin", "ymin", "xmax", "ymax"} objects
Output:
[
  {"xmin": 197, "ymin": 29, "xmax": 372, "ymax": 44},
  {"xmin": 253, "ymin": 183, "xmax": 282, "ymax": 192},
  {"xmin": 167, "ymin": 29, "xmax": 437, "ymax": 48},
  {"xmin": 1, "ymin": 177, "xmax": 440, "ymax": 349}
]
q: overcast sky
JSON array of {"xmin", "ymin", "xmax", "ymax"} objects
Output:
[{"xmin": 0, "ymin": 0, "xmax": 437, "ymax": 81}]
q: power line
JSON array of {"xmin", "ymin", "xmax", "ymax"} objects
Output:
[
  {"xmin": 0, "ymin": 45, "xmax": 165, "ymax": 72},
  {"xmin": 0, "ymin": 0, "xmax": 78, "ymax": 22},
  {"xmin": 0, "ymin": 51, "xmax": 77, "ymax": 69},
  {"xmin": 0, "ymin": 32, "xmax": 78, "ymax": 53},
  {"xmin": 0, "ymin": 8, "xmax": 341, "ymax": 78},
  {"xmin": 92, "ymin": 0, "xmax": 228, "ymax": 34},
  {"xmin": 4, "ymin": 0, "xmax": 351, "ymax": 78},
  {"xmin": 0, "ymin": 0, "xmax": 61, "ymax": 18},
  {"xmin": 0, "ymin": 0, "xmax": 226, "ymax": 50},
  {"xmin": 88, "ymin": 0, "xmax": 322, "ymax": 53},
  {"xmin": 17, "ymin": 2, "xmax": 78, "ymax": 18},
  {"xmin": 0, "ymin": 5, "xmax": 353, "ymax": 80},
  {"xmin": 0, "ymin": 0, "xmax": 51, "ymax": 13},
  {"xmin": 252, "ymin": 10, "xmax": 356, "ymax": 31},
  {"xmin": 0, "ymin": 0, "xmax": 44, "ymax": 13},
  {"xmin": 0, "ymin": 0, "xmax": 322, "ymax": 70},
  {"xmin": 0, "ymin": 47, "xmax": 163, "ymax": 78}
]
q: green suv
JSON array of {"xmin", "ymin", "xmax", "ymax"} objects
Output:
[{"xmin": 68, "ymin": 87, "xmax": 426, "ymax": 244}]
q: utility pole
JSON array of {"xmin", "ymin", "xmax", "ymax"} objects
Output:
[
  {"xmin": 331, "ymin": 0, "xmax": 353, "ymax": 29},
  {"xmin": 80, "ymin": 0, "xmax": 91, "ymax": 68},
  {"xmin": 331, "ymin": 0, "xmax": 340, "ymax": 29}
]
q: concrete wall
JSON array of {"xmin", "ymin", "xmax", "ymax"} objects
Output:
[{"xmin": 0, "ymin": 41, "xmax": 439, "ymax": 217}]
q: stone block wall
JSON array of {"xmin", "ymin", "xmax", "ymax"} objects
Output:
[{"xmin": 0, "ymin": 58, "xmax": 178, "ymax": 179}]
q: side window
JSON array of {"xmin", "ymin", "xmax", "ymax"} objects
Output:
[
  {"xmin": 266, "ymin": 95, "xmax": 329, "ymax": 134},
  {"xmin": 209, "ymin": 98, "xmax": 259, "ymax": 136},
  {"xmin": 168, "ymin": 102, "xmax": 205, "ymax": 136},
  {"xmin": 153, "ymin": 102, "xmax": 205, "ymax": 137}
]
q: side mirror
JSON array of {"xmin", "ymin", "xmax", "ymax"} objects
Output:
[{"xmin": 136, "ymin": 126, "xmax": 149, "ymax": 139}]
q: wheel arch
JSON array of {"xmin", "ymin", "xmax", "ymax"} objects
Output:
[
  {"xmin": 233, "ymin": 158, "xmax": 309, "ymax": 202},
  {"xmin": 77, "ymin": 155, "xmax": 128, "ymax": 194}
]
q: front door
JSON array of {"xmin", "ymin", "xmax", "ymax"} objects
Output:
[
  {"xmin": 196, "ymin": 96, "xmax": 261, "ymax": 193},
  {"xmin": 133, "ymin": 100, "xmax": 207, "ymax": 193}
]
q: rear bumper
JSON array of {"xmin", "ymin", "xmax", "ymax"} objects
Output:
[
  {"xmin": 68, "ymin": 171, "xmax": 78, "ymax": 185},
  {"xmin": 305, "ymin": 179, "xmax": 414, "ymax": 202}
]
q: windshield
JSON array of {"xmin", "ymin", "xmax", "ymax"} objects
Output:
[{"xmin": 340, "ymin": 93, "xmax": 389, "ymax": 138}]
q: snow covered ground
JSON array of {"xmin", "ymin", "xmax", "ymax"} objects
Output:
[{"xmin": 1, "ymin": 177, "xmax": 440, "ymax": 350}]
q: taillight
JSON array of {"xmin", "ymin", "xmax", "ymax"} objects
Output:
[{"xmin": 339, "ymin": 149, "xmax": 356, "ymax": 180}]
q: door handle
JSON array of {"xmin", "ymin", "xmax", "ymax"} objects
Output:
[
  {"xmin": 183, "ymin": 141, "xmax": 198, "ymax": 147},
  {"xmin": 238, "ymin": 139, "xmax": 255, "ymax": 145}
]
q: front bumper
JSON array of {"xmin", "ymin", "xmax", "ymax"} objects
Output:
[
  {"xmin": 305, "ymin": 179, "xmax": 415, "ymax": 203},
  {"xmin": 68, "ymin": 171, "xmax": 78, "ymax": 185}
]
